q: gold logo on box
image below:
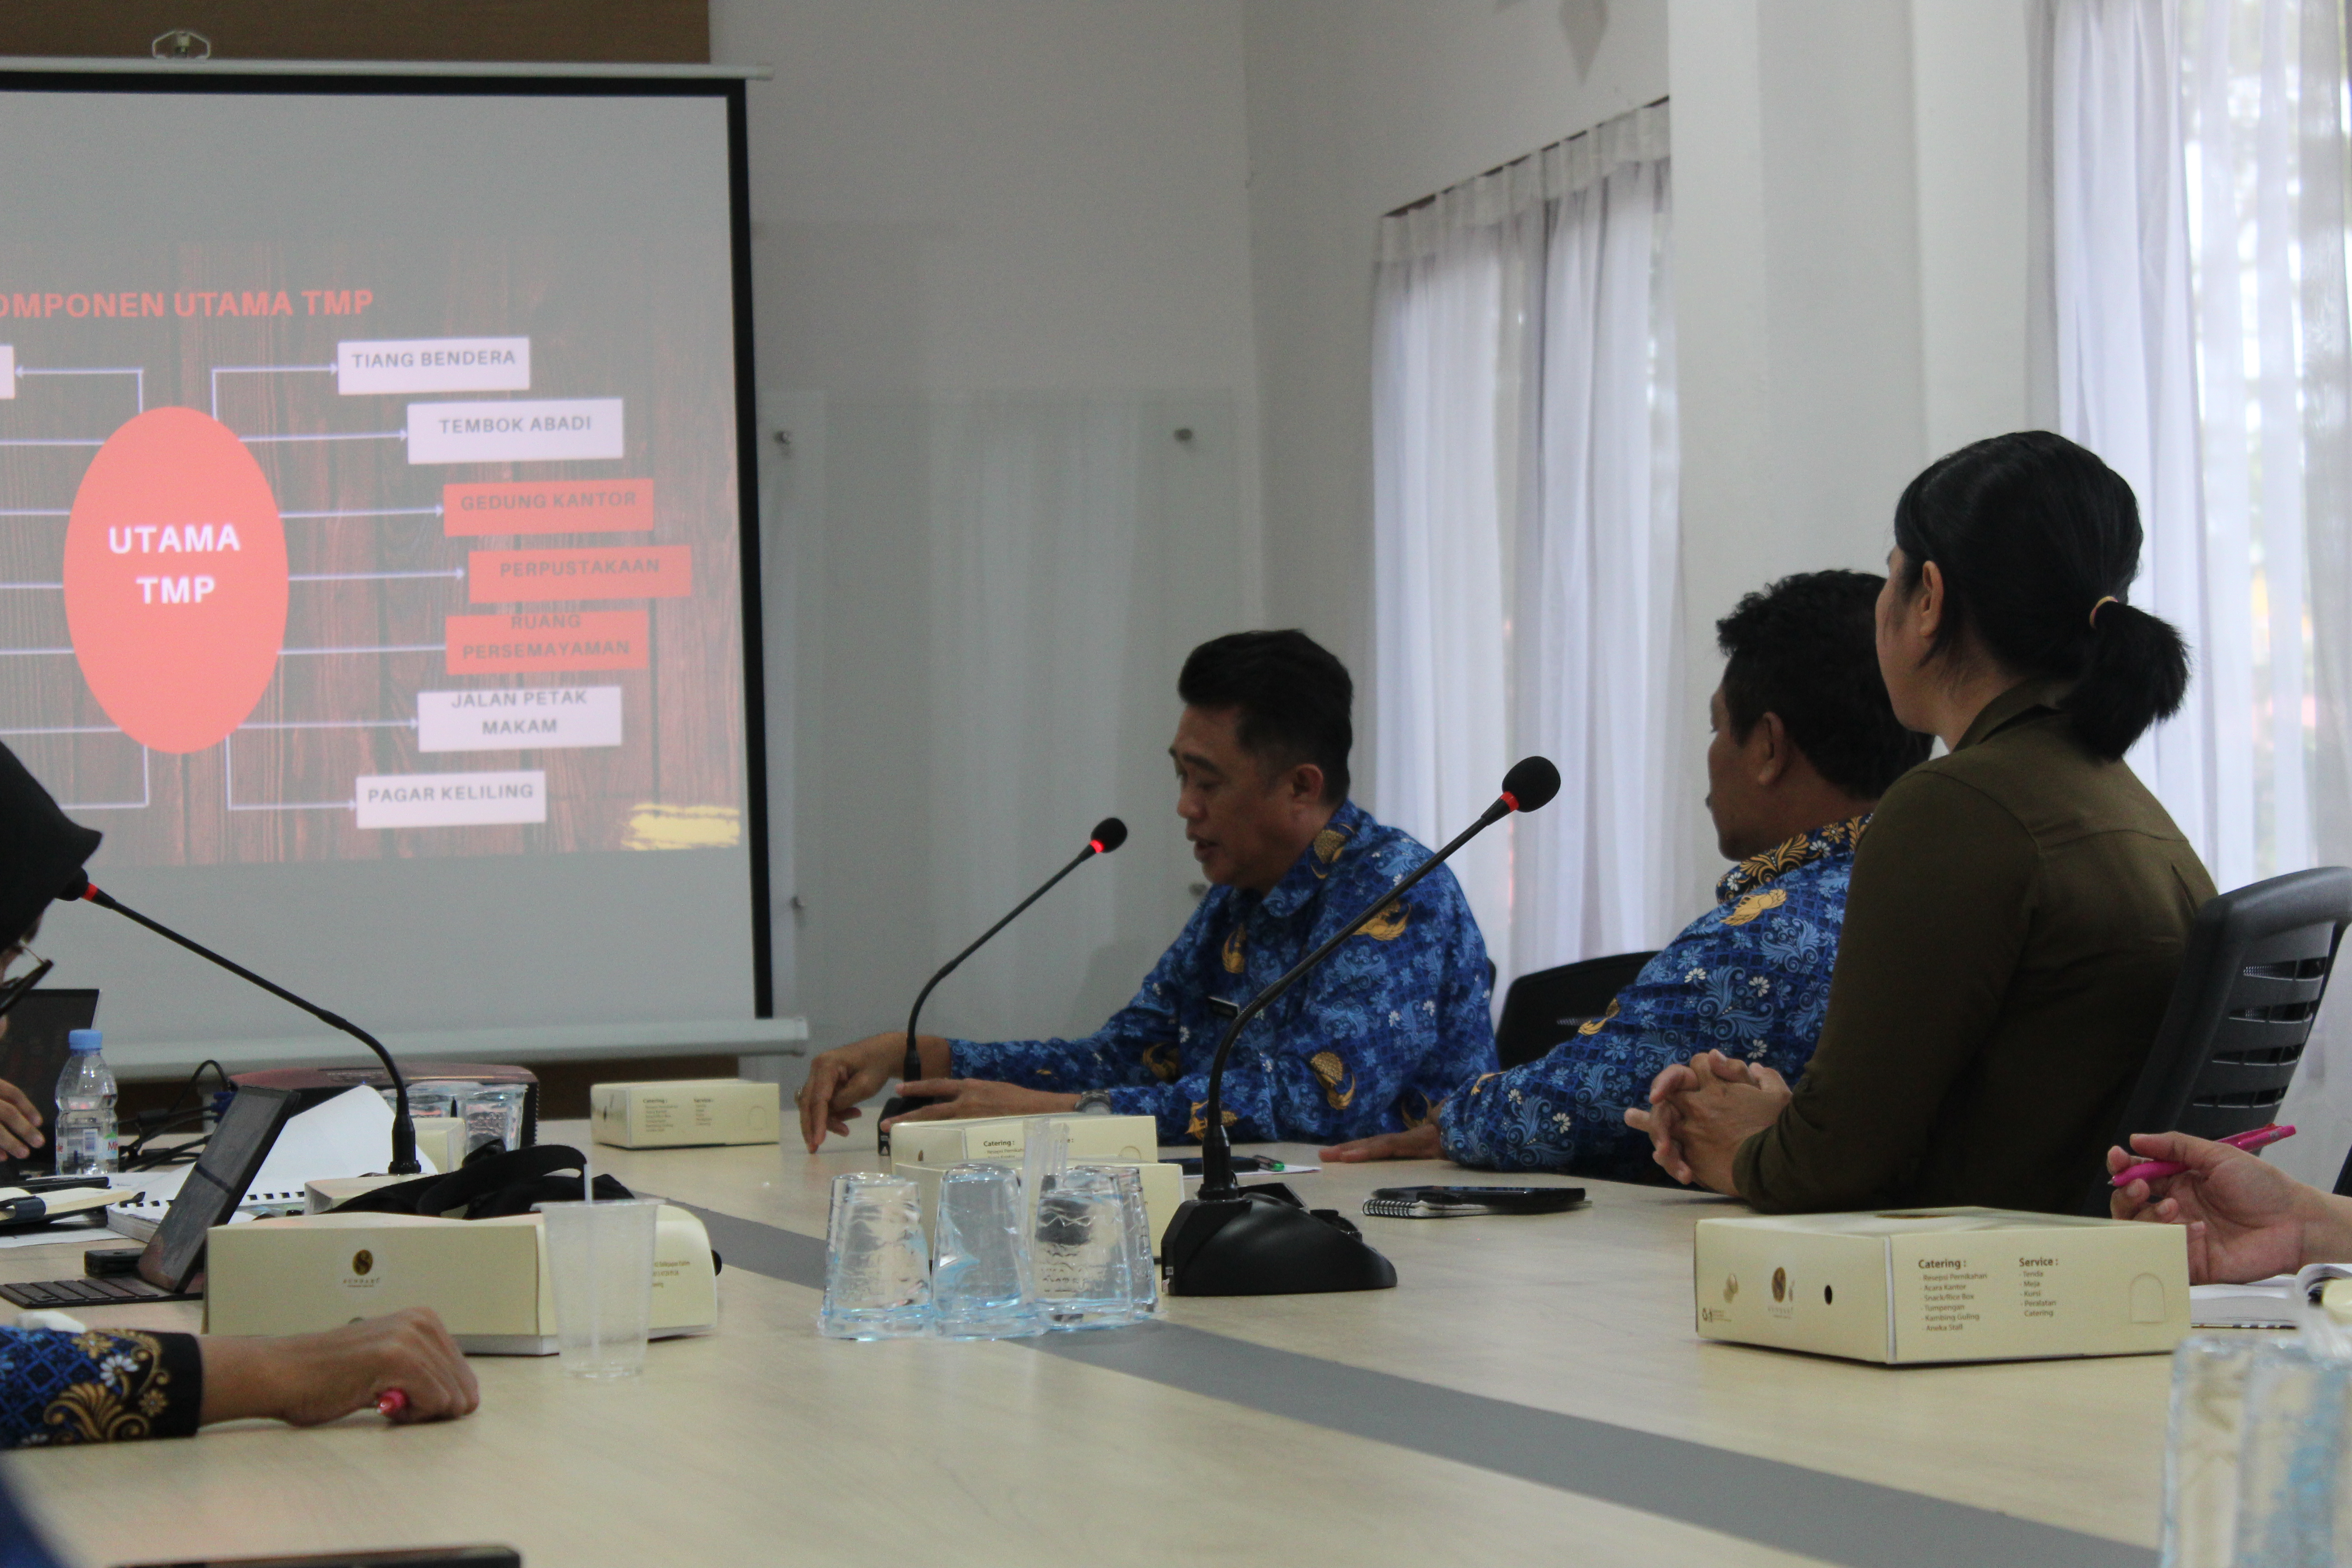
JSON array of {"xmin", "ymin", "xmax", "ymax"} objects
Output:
[{"xmin": 352, "ymin": 1250, "xmax": 375, "ymax": 1276}]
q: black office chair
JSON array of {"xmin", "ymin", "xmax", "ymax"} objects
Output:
[
  {"xmin": 1494, "ymin": 951, "xmax": 1659, "ymax": 1069},
  {"xmin": 2082, "ymin": 866, "xmax": 2352, "ymax": 1215}
]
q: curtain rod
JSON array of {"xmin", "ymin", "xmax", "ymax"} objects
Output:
[{"xmin": 1385, "ymin": 93, "xmax": 1668, "ymax": 220}]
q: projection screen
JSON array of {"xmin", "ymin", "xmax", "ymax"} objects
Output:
[{"xmin": 0, "ymin": 66, "xmax": 774, "ymax": 1069}]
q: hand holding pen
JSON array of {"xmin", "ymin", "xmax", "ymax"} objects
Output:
[{"xmin": 2111, "ymin": 1123, "xmax": 2295, "ymax": 1186}]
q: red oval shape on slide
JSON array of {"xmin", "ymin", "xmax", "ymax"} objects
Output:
[{"xmin": 63, "ymin": 407, "xmax": 289, "ymax": 754}]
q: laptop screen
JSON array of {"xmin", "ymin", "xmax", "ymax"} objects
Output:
[
  {"xmin": 0, "ymin": 990, "xmax": 98, "ymax": 1177},
  {"xmin": 141, "ymin": 1085, "xmax": 297, "ymax": 1291}
]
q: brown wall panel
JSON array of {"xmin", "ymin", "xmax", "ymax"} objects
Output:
[{"xmin": 0, "ymin": 2, "xmax": 708, "ymax": 65}]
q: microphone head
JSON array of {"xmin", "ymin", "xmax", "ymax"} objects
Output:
[
  {"xmin": 1089, "ymin": 817, "xmax": 1129, "ymax": 855},
  {"xmin": 1499, "ymin": 756, "xmax": 1562, "ymax": 814}
]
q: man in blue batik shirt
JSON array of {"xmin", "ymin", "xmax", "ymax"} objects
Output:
[
  {"xmin": 796, "ymin": 631, "xmax": 1495, "ymax": 1150},
  {"xmin": 1324, "ymin": 571, "xmax": 1930, "ymax": 1182}
]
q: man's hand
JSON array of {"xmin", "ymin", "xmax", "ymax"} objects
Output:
[
  {"xmin": 2107, "ymin": 1131, "xmax": 2336, "ymax": 1284},
  {"xmin": 1321, "ymin": 1124, "xmax": 1443, "ymax": 1163},
  {"xmin": 1623, "ymin": 1057, "xmax": 1707, "ymax": 1184},
  {"xmin": 1624, "ymin": 1050, "xmax": 1787, "ymax": 1194},
  {"xmin": 0, "ymin": 1077, "xmax": 42, "ymax": 1159},
  {"xmin": 797, "ymin": 1033, "xmax": 943, "ymax": 1152},
  {"xmin": 199, "ymin": 1308, "xmax": 479, "ymax": 1428},
  {"xmin": 883, "ymin": 1079, "xmax": 1079, "ymax": 1127}
]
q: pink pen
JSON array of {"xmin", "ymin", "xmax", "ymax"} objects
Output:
[
  {"xmin": 2112, "ymin": 1123, "xmax": 2295, "ymax": 1186},
  {"xmin": 377, "ymin": 1388, "xmax": 409, "ymax": 1419}
]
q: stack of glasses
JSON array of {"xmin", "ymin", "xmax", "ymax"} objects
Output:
[
  {"xmin": 818, "ymin": 1158, "xmax": 1158, "ymax": 1341},
  {"xmin": 2165, "ymin": 1279, "xmax": 2352, "ymax": 1566}
]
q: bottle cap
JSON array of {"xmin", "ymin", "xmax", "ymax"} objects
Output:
[{"xmin": 66, "ymin": 1029, "xmax": 101, "ymax": 1053}]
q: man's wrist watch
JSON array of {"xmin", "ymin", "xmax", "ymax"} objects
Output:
[{"xmin": 1073, "ymin": 1089, "xmax": 1115, "ymax": 1115}]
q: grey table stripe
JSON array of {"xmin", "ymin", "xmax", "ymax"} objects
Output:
[{"xmin": 681, "ymin": 1203, "xmax": 2154, "ymax": 1568}]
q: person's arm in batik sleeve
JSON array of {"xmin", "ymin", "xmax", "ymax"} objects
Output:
[
  {"xmin": 1112, "ymin": 876, "xmax": 1482, "ymax": 1145},
  {"xmin": 1440, "ymin": 896, "xmax": 1843, "ymax": 1181},
  {"xmin": 946, "ymin": 896, "xmax": 1211, "ymax": 1099},
  {"xmin": 1, "ymin": 1328, "xmax": 203, "ymax": 1448}
]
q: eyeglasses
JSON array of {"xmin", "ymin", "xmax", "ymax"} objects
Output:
[{"xmin": 0, "ymin": 947, "xmax": 54, "ymax": 1022}]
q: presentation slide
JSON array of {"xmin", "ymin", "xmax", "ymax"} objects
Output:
[{"xmin": 0, "ymin": 81, "xmax": 766, "ymax": 1055}]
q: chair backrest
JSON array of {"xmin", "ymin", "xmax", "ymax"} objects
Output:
[
  {"xmin": 1494, "ymin": 951, "xmax": 1658, "ymax": 1070},
  {"xmin": 2083, "ymin": 866, "xmax": 2352, "ymax": 1215}
]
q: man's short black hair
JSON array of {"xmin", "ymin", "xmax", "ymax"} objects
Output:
[
  {"xmin": 1178, "ymin": 630, "xmax": 1352, "ymax": 804},
  {"xmin": 1716, "ymin": 570, "xmax": 1927, "ymax": 799}
]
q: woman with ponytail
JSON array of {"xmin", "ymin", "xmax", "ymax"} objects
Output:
[{"xmin": 1627, "ymin": 431, "xmax": 2216, "ymax": 1213}]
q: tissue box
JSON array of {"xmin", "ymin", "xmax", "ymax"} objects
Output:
[
  {"xmin": 204, "ymin": 1205, "xmax": 717, "ymax": 1354},
  {"xmin": 1693, "ymin": 1206, "xmax": 2190, "ymax": 1364},
  {"xmin": 887, "ymin": 1113, "xmax": 1159, "ymax": 1166},
  {"xmin": 591, "ymin": 1078, "xmax": 780, "ymax": 1148}
]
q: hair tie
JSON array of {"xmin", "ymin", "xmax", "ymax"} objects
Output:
[{"xmin": 2089, "ymin": 595, "xmax": 2120, "ymax": 629}]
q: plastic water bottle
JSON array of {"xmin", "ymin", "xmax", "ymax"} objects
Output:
[{"xmin": 53, "ymin": 1029, "xmax": 116, "ymax": 1176}]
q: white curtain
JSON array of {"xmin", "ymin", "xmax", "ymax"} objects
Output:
[
  {"xmin": 2051, "ymin": 0, "xmax": 2352, "ymax": 1185},
  {"xmin": 1372, "ymin": 103, "xmax": 1676, "ymax": 993}
]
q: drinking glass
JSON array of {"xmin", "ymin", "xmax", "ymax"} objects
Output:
[
  {"xmin": 930, "ymin": 1162, "xmax": 1042, "ymax": 1340},
  {"xmin": 539, "ymin": 1196, "xmax": 662, "ymax": 1378},
  {"xmin": 2164, "ymin": 1333, "xmax": 2263, "ymax": 1568},
  {"xmin": 2233, "ymin": 1335, "xmax": 2352, "ymax": 1567},
  {"xmin": 461, "ymin": 1083, "xmax": 529, "ymax": 1156},
  {"xmin": 819, "ymin": 1172, "xmax": 931, "ymax": 1339},
  {"xmin": 1033, "ymin": 1165, "xmax": 1132, "ymax": 1330},
  {"xmin": 1109, "ymin": 1165, "xmax": 1158, "ymax": 1322}
]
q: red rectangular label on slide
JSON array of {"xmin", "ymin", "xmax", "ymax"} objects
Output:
[
  {"xmin": 442, "ymin": 479, "xmax": 655, "ymax": 535},
  {"xmin": 445, "ymin": 610, "xmax": 650, "ymax": 673},
  {"xmin": 468, "ymin": 545, "xmax": 692, "ymax": 603}
]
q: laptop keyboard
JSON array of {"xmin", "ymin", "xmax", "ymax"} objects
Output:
[{"xmin": 0, "ymin": 1276, "xmax": 177, "ymax": 1309}]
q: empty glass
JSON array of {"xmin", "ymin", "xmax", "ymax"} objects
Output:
[
  {"xmin": 2165, "ymin": 1333, "xmax": 2264, "ymax": 1568},
  {"xmin": 1033, "ymin": 1165, "xmax": 1135, "ymax": 1330},
  {"xmin": 2233, "ymin": 1334, "xmax": 2352, "ymax": 1567},
  {"xmin": 461, "ymin": 1083, "xmax": 529, "ymax": 1156},
  {"xmin": 819, "ymin": 1172, "xmax": 931, "ymax": 1339},
  {"xmin": 930, "ymin": 1162, "xmax": 1042, "ymax": 1340},
  {"xmin": 539, "ymin": 1196, "xmax": 663, "ymax": 1378},
  {"xmin": 1109, "ymin": 1165, "xmax": 1158, "ymax": 1321}
]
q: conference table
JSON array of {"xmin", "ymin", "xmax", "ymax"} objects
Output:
[{"xmin": 0, "ymin": 1127, "xmax": 2176, "ymax": 1568}]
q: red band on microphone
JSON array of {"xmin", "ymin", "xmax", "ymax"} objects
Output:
[
  {"xmin": 79, "ymin": 884, "xmax": 98, "ymax": 902},
  {"xmin": 1088, "ymin": 839, "xmax": 1106, "ymax": 855},
  {"xmin": 1500, "ymin": 792, "xmax": 1520, "ymax": 813}
]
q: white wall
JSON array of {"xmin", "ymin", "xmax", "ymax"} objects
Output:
[
  {"xmin": 1240, "ymin": 0, "xmax": 1671, "ymax": 694},
  {"xmin": 710, "ymin": 1, "xmax": 1263, "ymax": 1058},
  {"xmin": 1666, "ymin": 0, "xmax": 2033, "ymax": 908}
]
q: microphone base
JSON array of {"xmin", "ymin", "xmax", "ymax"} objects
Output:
[
  {"xmin": 874, "ymin": 1094, "xmax": 938, "ymax": 1157},
  {"xmin": 1162, "ymin": 1184, "xmax": 1397, "ymax": 1297}
]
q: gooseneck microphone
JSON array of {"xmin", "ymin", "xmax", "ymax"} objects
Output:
[
  {"xmin": 73, "ymin": 880, "xmax": 422, "ymax": 1175},
  {"xmin": 876, "ymin": 817, "xmax": 1127, "ymax": 1150},
  {"xmin": 1167, "ymin": 756, "xmax": 1560, "ymax": 1296}
]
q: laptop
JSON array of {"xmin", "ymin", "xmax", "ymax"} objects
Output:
[
  {"xmin": 0, "ymin": 989, "xmax": 98, "ymax": 1183},
  {"xmin": 0, "ymin": 1084, "xmax": 296, "ymax": 1309}
]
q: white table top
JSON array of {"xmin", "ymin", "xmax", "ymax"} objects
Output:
[{"xmin": 0, "ymin": 1126, "xmax": 2172, "ymax": 1567}]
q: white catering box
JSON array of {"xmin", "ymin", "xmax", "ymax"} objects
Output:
[{"xmin": 1693, "ymin": 1206, "xmax": 2191, "ymax": 1365}]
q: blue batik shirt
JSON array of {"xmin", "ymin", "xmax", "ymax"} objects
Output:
[
  {"xmin": 1440, "ymin": 815, "xmax": 1867, "ymax": 1181},
  {"xmin": 0, "ymin": 1327, "xmax": 201, "ymax": 1448},
  {"xmin": 951, "ymin": 800, "xmax": 1497, "ymax": 1144}
]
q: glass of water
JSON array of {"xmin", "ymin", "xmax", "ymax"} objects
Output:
[
  {"xmin": 1033, "ymin": 1165, "xmax": 1135, "ymax": 1331},
  {"xmin": 2165, "ymin": 1333, "xmax": 2265, "ymax": 1568},
  {"xmin": 930, "ymin": 1162, "xmax": 1042, "ymax": 1340},
  {"xmin": 2232, "ymin": 1334, "xmax": 2352, "ymax": 1567},
  {"xmin": 819, "ymin": 1172, "xmax": 931, "ymax": 1340}
]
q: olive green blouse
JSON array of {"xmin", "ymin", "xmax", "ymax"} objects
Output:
[{"xmin": 1732, "ymin": 681, "xmax": 2216, "ymax": 1215}]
